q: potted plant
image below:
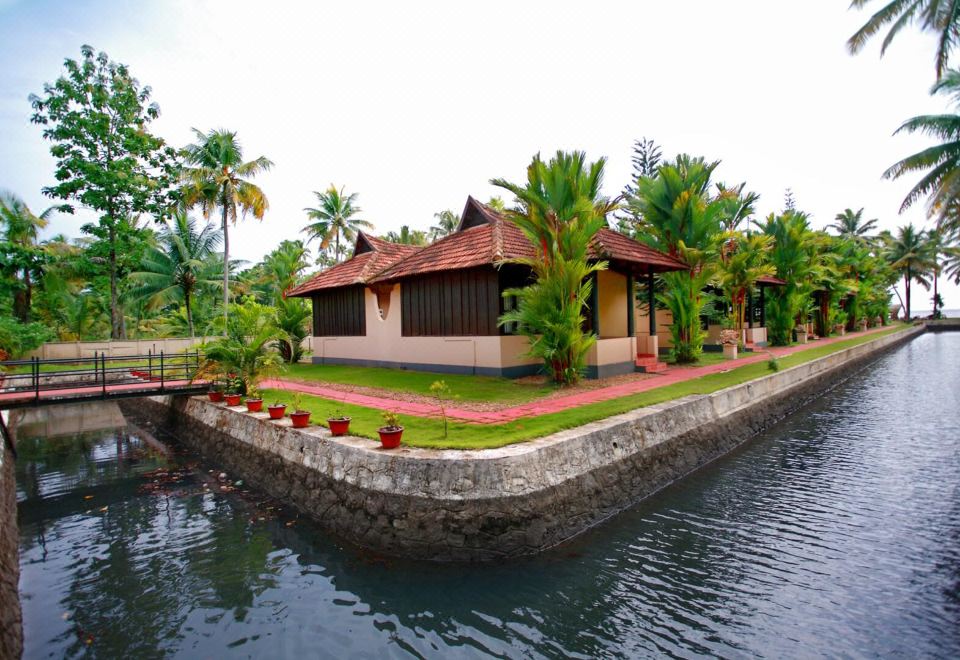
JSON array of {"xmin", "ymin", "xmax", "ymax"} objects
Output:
[
  {"xmin": 719, "ymin": 327, "xmax": 739, "ymax": 359},
  {"xmin": 224, "ymin": 391, "xmax": 242, "ymax": 406},
  {"xmin": 245, "ymin": 387, "xmax": 263, "ymax": 412},
  {"xmin": 326, "ymin": 408, "xmax": 351, "ymax": 436},
  {"xmin": 289, "ymin": 393, "xmax": 311, "ymax": 428},
  {"xmin": 207, "ymin": 384, "xmax": 225, "ymax": 403},
  {"xmin": 794, "ymin": 324, "xmax": 809, "ymax": 344},
  {"xmin": 268, "ymin": 400, "xmax": 287, "ymax": 420},
  {"xmin": 377, "ymin": 411, "xmax": 404, "ymax": 449}
]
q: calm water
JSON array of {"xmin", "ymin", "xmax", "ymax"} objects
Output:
[{"xmin": 14, "ymin": 332, "xmax": 960, "ymax": 658}]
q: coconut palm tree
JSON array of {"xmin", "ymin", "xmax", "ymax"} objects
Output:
[
  {"xmin": 302, "ymin": 185, "xmax": 372, "ymax": 262},
  {"xmin": 848, "ymin": 0, "xmax": 960, "ymax": 80},
  {"xmin": 884, "ymin": 71, "xmax": 960, "ymax": 223},
  {"xmin": 385, "ymin": 225, "xmax": 428, "ymax": 245},
  {"xmin": 128, "ymin": 212, "xmax": 223, "ymax": 337},
  {"xmin": 491, "ymin": 150, "xmax": 616, "ymax": 384},
  {"xmin": 885, "ymin": 223, "xmax": 935, "ymax": 319},
  {"xmin": 430, "ymin": 210, "xmax": 460, "ymax": 240},
  {"xmin": 181, "ymin": 128, "xmax": 272, "ymax": 328},
  {"xmin": 828, "ymin": 208, "xmax": 880, "ymax": 241},
  {"xmin": 0, "ymin": 191, "xmax": 58, "ymax": 322}
]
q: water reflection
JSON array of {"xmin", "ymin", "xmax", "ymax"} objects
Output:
[{"xmin": 15, "ymin": 333, "xmax": 960, "ymax": 658}]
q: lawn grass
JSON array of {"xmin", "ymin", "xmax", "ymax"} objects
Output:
[
  {"xmin": 262, "ymin": 325, "xmax": 910, "ymax": 450},
  {"xmin": 281, "ymin": 362, "xmax": 555, "ymax": 403}
]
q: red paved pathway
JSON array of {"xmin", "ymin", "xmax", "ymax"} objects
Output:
[{"xmin": 263, "ymin": 326, "xmax": 895, "ymax": 424}]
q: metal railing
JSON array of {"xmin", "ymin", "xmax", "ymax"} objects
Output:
[{"xmin": 0, "ymin": 350, "xmax": 204, "ymax": 406}]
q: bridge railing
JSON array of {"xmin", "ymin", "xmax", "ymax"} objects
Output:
[{"xmin": 0, "ymin": 350, "xmax": 204, "ymax": 403}]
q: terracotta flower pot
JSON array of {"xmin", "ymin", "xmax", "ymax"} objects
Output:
[
  {"xmin": 208, "ymin": 390, "xmax": 225, "ymax": 403},
  {"xmin": 245, "ymin": 398, "xmax": 263, "ymax": 413},
  {"xmin": 224, "ymin": 393, "xmax": 242, "ymax": 406},
  {"xmin": 290, "ymin": 410, "xmax": 311, "ymax": 428},
  {"xmin": 327, "ymin": 417, "xmax": 351, "ymax": 436},
  {"xmin": 268, "ymin": 404, "xmax": 286, "ymax": 420},
  {"xmin": 377, "ymin": 426, "xmax": 404, "ymax": 449}
]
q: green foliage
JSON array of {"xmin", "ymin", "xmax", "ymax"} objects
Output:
[
  {"xmin": 199, "ymin": 300, "xmax": 284, "ymax": 395},
  {"xmin": 128, "ymin": 212, "xmax": 223, "ymax": 336},
  {"xmin": 380, "ymin": 410, "xmax": 401, "ymax": 430},
  {"xmin": 430, "ymin": 210, "xmax": 460, "ymax": 240},
  {"xmin": 627, "ymin": 154, "xmax": 727, "ymax": 362},
  {"xmin": 302, "ymin": 185, "xmax": 372, "ymax": 263},
  {"xmin": 492, "ymin": 151, "xmax": 615, "ymax": 384},
  {"xmin": 0, "ymin": 316, "xmax": 53, "ymax": 359},
  {"xmin": 755, "ymin": 210, "xmax": 817, "ymax": 345},
  {"xmin": 182, "ymin": 127, "xmax": 272, "ymax": 327},
  {"xmin": 384, "ymin": 225, "xmax": 428, "ymax": 245},
  {"xmin": 429, "ymin": 380, "xmax": 452, "ymax": 438},
  {"xmin": 767, "ymin": 354, "xmax": 781, "ymax": 373},
  {"xmin": 716, "ymin": 232, "xmax": 775, "ymax": 339},
  {"xmin": 30, "ymin": 45, "xmax": 179, "ymax": 338}
]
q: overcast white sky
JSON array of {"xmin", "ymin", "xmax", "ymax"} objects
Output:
[{"xmin": 1, "ymin": 0, "xmax": 956, "ymax": 310}]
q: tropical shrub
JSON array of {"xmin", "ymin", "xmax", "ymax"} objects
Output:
[
  {"xmin": 755, "ymin": 210, "xmax": 817, "ymax": 345},
  {"xmin": 492, "ymin": 151, "xmax": 615, "ymax": 385},
  {"xmin": 0, "ymin": 316, "xmax": 53, "ymax": 358},
  {"xmin": 198, "ymin": 300, "xmax": 284, "ymax": 395}
]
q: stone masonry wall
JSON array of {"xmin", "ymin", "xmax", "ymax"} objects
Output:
[
  {"xmin": 131, "ymin": 325, "xmax": 924, "ymax": 562},
  {"xmin": 0, "ymin": 427, "xmax": 22, "ymax": 659}
]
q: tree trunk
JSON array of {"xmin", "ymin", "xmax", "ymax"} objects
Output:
[
  {"xmin": 186, "ymin": 288, "xmax": 194, "ymax": 337},
  {"xmin": 933, "ymin": 269, "xmax": 939, "ymax": 318},
  {"xmin": 13, "ymin": 267, "xmax": 30, "ymax": 323},
  {"xmin": 222, "ymin": 203, "xmax": 230, "ymax": 334},
  {"xmin": 109, "ymin": 223, "xmax": 125, "ymax": 340},
  {"xmin": 905, "ymin": 269, "xmax": 911, "ymax": 320}
]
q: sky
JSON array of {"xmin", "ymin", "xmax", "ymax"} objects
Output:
[{"xmin": 0, "ymin": 0, "xmax": 956, "ymax": 310}]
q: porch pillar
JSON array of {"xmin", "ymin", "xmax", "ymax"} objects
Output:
[
  {"xmin": 647, "ymin": 270, "xmax": 656, "ymax": 336},
  {"xmin": 759, "ymin": 286, "xmax": 766, "ymax": 327},
  {"xmin": 626, "ymin": 274, "xmax": 635, "ymax": 336},
  {"xmin": 590, "ymin": 271, "xmax": 600, "ymax": 337},
  {"xmin": 747, "ymin": 289, "xmax": 753, "ymax": 329}
]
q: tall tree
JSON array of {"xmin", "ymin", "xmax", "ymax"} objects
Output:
[
  {"xmin": 385, "ymin": 225, "xmax": 428, "ymax": 245},
  {"xmin": 302, "ymin": 185, "xmax": 372, "ymax": 262},
  {"xmin": 181, "ymin": 128, "xmax": 272, "ymax": 329},
  {"xmin": 0, "ymin": 191, "xmax": 58, "ymax": 322},
  {"xmin": 848, "ymin": 0, "xmax": 960, "ymax": 80},
  {"xmin": 828, "ymin": 207, "xmax": 880, "ymax": 240},
  {"xmin": 430, "ymin": 210, "xmax": 460, "ymax": 240},
  {"xmin": 885, "ymin": 223, "xmax": 934, "ymax": 319},
  {"xmin": 29, "ymin": 45, "xmax": 179, "ymax": 338},
  {"xmin": 628, "ymin": 155, "xmax": 726, "ymax": 361},
  {"xmin": 884, "ymin": 70, "xmax": 960, "ymax": 224},
  {"xmin": 128, "ymin": 212, "xmax": 223, "ymax": 336},
  {"xmin": 617, "ymin": 137, "xmax": 663, "ymax": 236},
  {"xmin": 492, "ymin": 151, "xmax": 616, "ymax": 384}
]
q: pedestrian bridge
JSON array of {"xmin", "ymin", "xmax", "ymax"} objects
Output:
[{"xmin": 0, "ymin": 351, "xmax": 208, "ymax": 410}]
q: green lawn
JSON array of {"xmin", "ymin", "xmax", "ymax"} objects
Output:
[
  {"xmin": 281, "ymin": 362, "xmax": 555, "ymax": 403},
  {"xmin": 262, "ymin": 325, "xmax": 910, "ymax": 450}
]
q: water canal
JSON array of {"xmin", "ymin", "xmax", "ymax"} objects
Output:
[{"xmin": 12, "ymin": 331, "xmax": 960, "ymax": 658}]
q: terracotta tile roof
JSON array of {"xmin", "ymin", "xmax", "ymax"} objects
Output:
[
  {"xmin": 757, "ymin": 275, "xmax": 787, "ymax": 286},
  {"xmin": 371, "ymin": 197, "xmax": 687, "ymax": 283},
  {"xmin": 589, "ymin": 228, "xmax": 688, "ymax": 274},
  {"xmin": 286, "ymin": 233, "xmax": 422, "ymax": 297}
]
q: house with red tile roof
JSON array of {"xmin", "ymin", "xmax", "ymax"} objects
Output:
[{"xmin": 288, "ymin": 197, "xmax": 687, "ymax": 378}]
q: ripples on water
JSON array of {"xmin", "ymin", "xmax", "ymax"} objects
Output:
[{"xmin": 14, "ymin": 332, "xmax": 960, "ymax": 658}]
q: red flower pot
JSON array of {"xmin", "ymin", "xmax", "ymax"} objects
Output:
[
  {"xmin": 268, "ymin": 404, "xmax": 287, "ymax": 419},
  {"xmin": 290, "ymin": 410, "xmax": 311, "ymax": 428},
  {"xmin": 377, "ymin": 426, "xmax": 404, "ymax": 449},
  {"xmin": 245, "ymin": 398, "xmax": 263, "ymax": 412},
  {"xmin": 208, "ymin": 391, "xmax": 225, "ymax": 403},
  {"xmin": 224, "ymin": 393, "xmax": 242, "ymax": 406},
  {"xmin": 327, "ymin": 417, "xmax": 351, "ymax": 436}
]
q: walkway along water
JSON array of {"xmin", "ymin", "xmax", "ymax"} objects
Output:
[
  {"xmin": 6, "ymin": 326, "xmax": 959, "ymax": 657},
  {"xmin": 127, "ymin": 324, "xmax": 928, "ymax": 561}
]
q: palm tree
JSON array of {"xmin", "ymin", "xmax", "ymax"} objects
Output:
[
  {"xmin": 885, "ymin": 223, "xmax": 934, "ymax": 319},
  {"xmin": 715, "ymin": 182, "xmax": 760, "ymax": 232},
  {"xmin": 302, "ymin": 185, "xmax": 372, "ymax": 262},
  {"xmin": 848, "ymin": 0, "xmax": 959, "ymax": 80},
  {"xmin": 181, "ymin": 128, "xmax": 272, "ymax": 328},
  {"xmin": 884, "ymin": 71, "xmax": 960, "ymax": 223},
  {"xmin": 828, "ymin": 208, "xmax": 880, "ymax": 241},
  {"xmin": 385, "ymin": 225, "xmax": 428, "ymax": 245},
  {"xmin": 430, "ymin": 210, "xmax": 460, "ymax": 240},
  {"xmin": 491, "ymin": 151, "xmax": 616, "ymax": 384},
  {"xmin": 716, "ymin": 232, "xmax": 775, "ymax": 340},
  {"xmin": 0, "ymin": 191, "xmax": 57, "ymax": 322},
  {"xmin": 128, "ymin": 212, "xmax": 223, "ymax": 336}
]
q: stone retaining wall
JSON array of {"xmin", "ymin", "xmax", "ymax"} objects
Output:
[
  {"xmin": 0, "ymin": 422, "xmax": 22, "ymax": 659},
  {"xmin": 132, "ymin": 325, "xmax": 924, "ymax": 562}
]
